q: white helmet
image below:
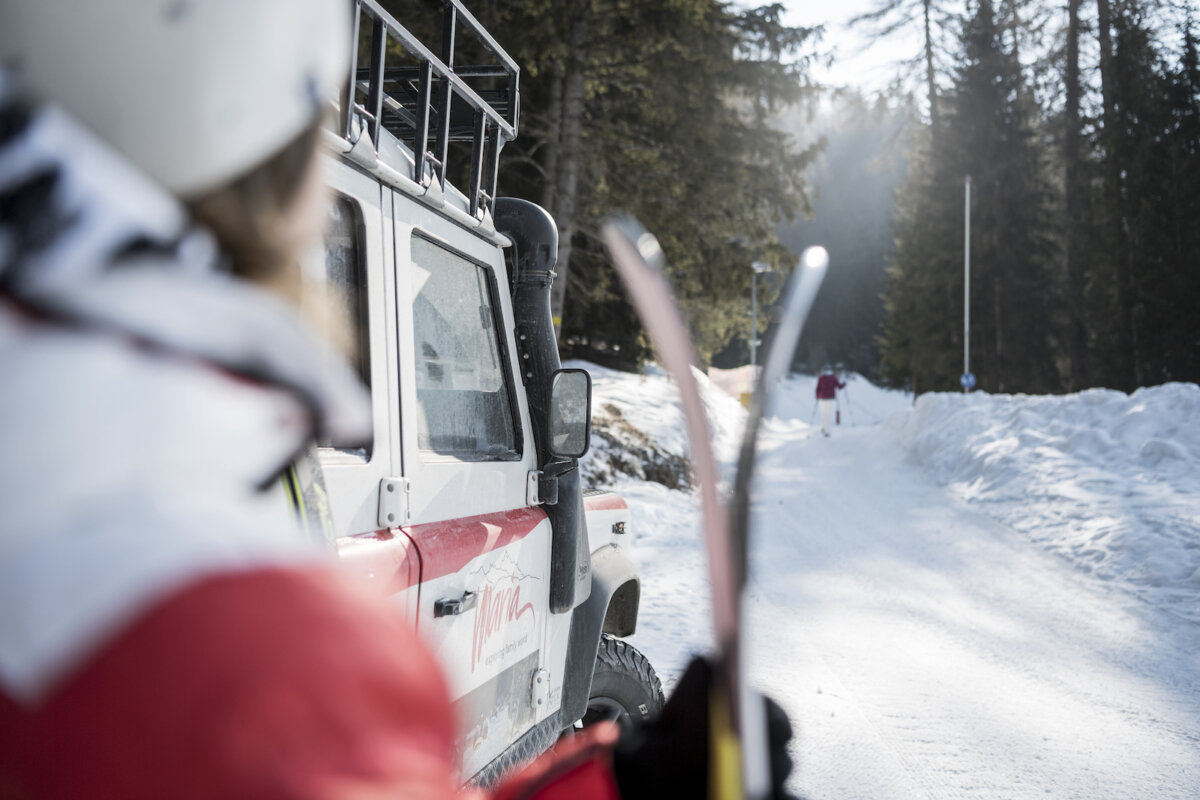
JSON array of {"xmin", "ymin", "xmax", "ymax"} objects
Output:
[{"xmin": 0, "ymin": 0, "xmax": 349, "ymax": 198}]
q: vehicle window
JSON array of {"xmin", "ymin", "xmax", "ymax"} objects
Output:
[
  {"xmin": 410, "ymin": 236, "xmax": 520, "ymax": 460},
  {"xmin": 300, "ymin": 194, "xmax": 372, "ymax": 456}
]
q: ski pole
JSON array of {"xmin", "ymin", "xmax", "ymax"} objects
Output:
[{"xmin": 843, "ymin": 385, "xmax": 855, "ymax": 426}]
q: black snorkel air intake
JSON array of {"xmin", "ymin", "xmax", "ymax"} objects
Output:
[{"xmin": 494, "ymin": 197, "xmax": 590, "ymax": 614}]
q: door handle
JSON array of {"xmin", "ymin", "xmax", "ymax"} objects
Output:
[{"xmin": 434, "ymin": 590, "xmax": 477, "ymax": 618}]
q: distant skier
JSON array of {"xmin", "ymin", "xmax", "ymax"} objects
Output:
[{"xmin": 815, "ymin": 364, "xmax": 846, "ymax": 437}]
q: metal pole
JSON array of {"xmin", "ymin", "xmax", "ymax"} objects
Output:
[
  {"xmin": 749, "ymin": 261, "xmax": 770, "ymax": 370},
  {"xmin": 964, "ymin": 174, "xmax": 971, "ymax": 392},
  {"xmin": 751, "ymin": 270, "xmax": 758, "ymax": 368}
]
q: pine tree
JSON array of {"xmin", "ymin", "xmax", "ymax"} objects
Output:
[
  {"xmin": 374, "ymin": 0, "xmax": 821, "ymax": 367},
  {"xmin": 879, "ymin": 124, "xmax": 964, "ymax": 392},
  {"xmin": 1089, "ymin": 0, "xmax": 1200, "ymax": 388},
  {"xmin": 881, "ymin": 0, "xmax": 1060, "ymax": 394},
  {"xmin": 849, "ymin": 0, "xmax": 954, "ymax": 132},
  {"xmin": 1100, "ymin": 7, "xmax": 1200, "ymax": 384},
  {"xmin": 1062, "ymin": 0, "xmax": 1088, "ymax": 390},
  {"xmin": 1165, "ymin": 18, "xmax": 1200, "ymax": 381}
]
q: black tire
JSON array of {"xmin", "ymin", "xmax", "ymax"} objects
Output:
[{"xmin": 580, "ymin": 635, "xmax": 665, "ymax": 733}]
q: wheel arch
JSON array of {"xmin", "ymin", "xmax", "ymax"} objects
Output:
[
  {"xmin": 559, "ymin": 544, "xmax": 642, "ymax": 725},
  {"xmin": 602, "ymin": 576, "xmax": 640, "ymax": 637}
]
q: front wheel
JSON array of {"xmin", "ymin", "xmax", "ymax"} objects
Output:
[{"xmin": 580, "ymin": 635, "xmax": 665, "ymax": 733}]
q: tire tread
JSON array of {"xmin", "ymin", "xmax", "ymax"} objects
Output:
[{"xmin": 594, "ymin": 634, "xmax": 665, "ymax": 712}]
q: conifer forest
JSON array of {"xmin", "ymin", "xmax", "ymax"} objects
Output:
[{"xmin": 383, "ymin": 0, "xmax": 1200, "ymax": 394}]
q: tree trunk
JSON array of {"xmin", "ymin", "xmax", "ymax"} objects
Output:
[
  {"xmin": 1097, "ymin": 0, "xmax": 1116, "ymax": 134},
  {"xmin": 547, "ymin": 0, "xmax": 590, "ymax": 341},
  {"xmin": 1096, "ymin": 0, "xmax": 1137, "ymax": 389},
  {"xmin": 1064, "ymin": 0, "xmax": 1086, "ymax": 389},
  {"xmin": 993, "ymin": 274, "xmax": 1005, "ymax": 392},
  {"xmin": 1003, "ymin": 0, "xmax": 1022, "ymax": 79},
  {"xmin": 924, "ymin": 0, "xmax": 939, "ymax": 132},
  {"xmin": 539, "ymin": 60, "xmax": 564, "ymax": 214}
]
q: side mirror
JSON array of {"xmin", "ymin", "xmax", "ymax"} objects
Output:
[{"xmin": 548, "ymin": 368, "xmax": 592, "ymax": 459}]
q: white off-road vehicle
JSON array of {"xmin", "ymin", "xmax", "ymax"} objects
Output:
[{"xmin": 299, "ymin": 0, "xmax": 663, "ymax": 784}]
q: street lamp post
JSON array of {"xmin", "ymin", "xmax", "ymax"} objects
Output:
[
  {"xmin": 963, "ymin": 175, "xmax": 973, "ymax": 394},
  {"xmin": 750, "ymin": 261, "xmax": 771, "ymax": 369}
]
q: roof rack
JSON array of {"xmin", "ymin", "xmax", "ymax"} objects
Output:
[{"xmin": 340, "ymin": 0, "xmax": 519, "ymax": 218}]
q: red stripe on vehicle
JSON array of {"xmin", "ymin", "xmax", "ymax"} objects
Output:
[
  {"xmin": 404, "ymin": 507, "xmax": 548, "ymax": 583},
  {"xmin": 336, "ymin": 529, "xmax": 422, "ymax": 595},
  {"xmin": 583, "ymin": 492, "xmax": 627, "ymax": 512}
]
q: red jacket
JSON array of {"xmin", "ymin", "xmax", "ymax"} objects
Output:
[
  {"xmin": 815, "ymin": 374, "xmax": 845, "ymax": 400},
  {"xmin": 0, "ymin": 568, "xmax": 620, "ymax": 800}
]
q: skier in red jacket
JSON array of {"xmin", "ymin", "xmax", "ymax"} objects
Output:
[
  {"xmin": 0, "ymin": 2, "xmax": 794, "ymax": 799},
  {"xmin": 815, "ymin": 364, "xmax": 846, "ymax": 437}
]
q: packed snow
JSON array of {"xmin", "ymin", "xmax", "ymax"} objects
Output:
[
  {"xmin": 570, "ymin": 360, "xmax": 1200, "ymax": 799},
  {"xmin": 894, "ymin": 385, "xmax": 1200, "ymax": 624}
]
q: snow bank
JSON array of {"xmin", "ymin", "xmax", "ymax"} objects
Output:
[
  {"xmin": 566, "ymin": 360, "xmax": 748, "ymax": 678},
  {"xmin": 892, "ymin": 384, "xmax": 1200, "ymax": 622},
  {"xmin": 574, "ymin": 362, "xmax": 1198, "ymax": 626},
  {"xmin": 568, "ymin": 360, "xmax": 747, "ymax": 490}
]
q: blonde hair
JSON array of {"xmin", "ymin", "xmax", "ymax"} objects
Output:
[
  {"xmin": 187, "ymin": 122, "xmax": 321, "ymax": 297},
  {"xmin": 187, "ymin": 122, "xmax": 356, "ymax": 361}
]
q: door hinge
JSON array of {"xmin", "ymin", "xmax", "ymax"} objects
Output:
[
  {"xmin": 527, "ymin": 470, "xmax": 560, "ymax": 507},
  {"xmin": 378, "ymin": 477, "xmax": 410, "ymax": 528},
  {"xmin": 531, "ymin": 668, "xmax": 550, "ymax": 711}
]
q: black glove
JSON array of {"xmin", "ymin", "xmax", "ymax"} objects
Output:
[{"xmin": 611, "ymin": 656, "xmax": 799, "ymax": 800}]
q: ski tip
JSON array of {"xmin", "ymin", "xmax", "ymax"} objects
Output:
[
  {"xmin": 603, "ymin": 215, "xmax": 667, "ymax": 271},
  {"xmin": 800, "ymin": 245, "xmax": 829, "ymax": 271}
]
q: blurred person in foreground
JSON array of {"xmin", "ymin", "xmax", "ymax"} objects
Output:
[{"xmin": 0, "ymin": 1, "xmax": 794, "ymax": 798}]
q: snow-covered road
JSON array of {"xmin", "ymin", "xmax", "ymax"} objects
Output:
[
  {"xmin": 747, "ymin": 424, "xmax": 1200, "ymax": 799},
  {"xmin": 588, "ymin": 365, "xmax": 1200, "ymax": 799}
]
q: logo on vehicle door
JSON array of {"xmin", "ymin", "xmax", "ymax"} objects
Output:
[{"xmin": 470, "ymin": 553, "xmax": 540, "ymax": 672}]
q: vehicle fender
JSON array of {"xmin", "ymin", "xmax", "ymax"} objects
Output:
[{"xmin": 560, "ymin": 543, "xmax": 641, "ymax": 725}]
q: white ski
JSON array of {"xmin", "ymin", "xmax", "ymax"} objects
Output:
[{"xmin": 603, "ymin": 216, "xmax": 828, "ymax": 800}]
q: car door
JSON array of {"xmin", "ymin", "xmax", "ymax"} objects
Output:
[
  {"xmin": 391, "ymin": 190, "xmax": 553, "ymax": 777},
  {"xmin": 313, "ymin": 156, "xmax": 420, "ymax": 624}
]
